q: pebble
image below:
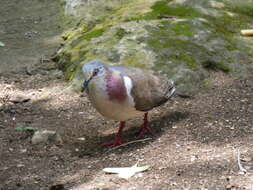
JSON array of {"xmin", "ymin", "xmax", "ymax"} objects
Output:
[
  {"xmin": 31, "ymin": 130, "xmax": 62, "ymax": 145},
  {"xmin": 77, "ymin": 137, "xmax": 86, "ymax": 141},
  {"xmin": 241, "ymin": 156, "xmax": 252, "ymax": 162},
  {"xmin": 20, "ymin": 149, "xmax": 27, "ymax": 153},
  {"xmin": 17, "ymin": 164, "xmax": 25, "ymax": 168},
  {"xmin": 9, "ymin": 95, "xmax": 30, "ymax": 104}
]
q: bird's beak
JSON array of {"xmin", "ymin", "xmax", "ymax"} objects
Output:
[
  {"xmin": 81, "ymin": 68, "xmax": 100, "ymax": 92},
  {"xmin": 81, "ymin": 80, "xmax": 89, "ymax": 92},
  {"xmin": 81, "ymin": 74, "xmax": 94, "ymax": 92}
]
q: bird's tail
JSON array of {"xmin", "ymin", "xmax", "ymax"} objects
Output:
[{"xmin": 165, "ymin": 79, "xmax": 176, "ymax": 99}]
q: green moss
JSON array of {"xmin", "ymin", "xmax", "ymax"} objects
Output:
[
  {"xmin": 202, "ymin": 80, "xmax": 210, "ymax": 88},
  {"xmin": 121, "ymin": 55, "xmax": 150, "ymax": 69},
  {"xmin": 64, "ymin": 63, "xmax": 83, "ymax": 80},
  {"xmin": 129, "ymin": 0, "xmax": 203, "ymax": 21},
  {"xmin": 181, "ymin": 54, "xmax": 197, "ymax": 69},
  {"xmin": 57, "ymin": 52, "xmax": 72, "ymax": 71},
  {"xmin": 229, "ymin": 3, "xmax": 253, "ymax": 17},
  {"xmin": 152, "ymin": 1, "xmax": 202, "ymax": 18},
  {"xmin": 115, "ymin": 28, "xmax": 128, "ymax": 39},
  {"xmin": 147, "ymin": 26, "xmax": 234, "ymax": 73},
  {"xmin": 170, "ymin": 21, "xmax": 193, "ymax": 36},
  {"xmin": 202, "ymin": 60, "xmax": 230, "ymax": 73},
  {"xmin": 207, "ymin": 2, "xmax": 252, "ymax": 37},
  {"xmin": 168, "ymin": 54, "xmax": 197, "ymax": 69},
  {"xmin": 212, "ymin": 15, "xmax": 247, "ymax": 34},
  {"xmin": 82, "ymin": 28, "xmax": 106, "ymax": 41},
  {"xmin": 123, "ymin": 56, "xmax": 138, "ymax": 66},
  {"xmin": 160, "ymin": 20, "xmax": 171, "ymax": 25},
  {"xmin": 203, "ymin": 13, "xmax": 249, "ymax": 52},
  {"xmin": 148, "ymin": 37, "xmax": 197, "ymax": 50},
  {"xmin": 69, "ymin": 27, "xmax": 106, "ymax": 47},
  {"xmin": 64, "ymin": 65, "xmax": 77, "ymax": 80}
]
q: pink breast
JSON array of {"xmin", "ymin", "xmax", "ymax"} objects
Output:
[{"xmin": 106, "ymin": 72, "xmax": 127, "ymax": 102}]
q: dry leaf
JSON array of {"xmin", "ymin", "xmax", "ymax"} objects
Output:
[{"xmin": 103, "ymin": 163, "xmax": 150, "ymax": 179}]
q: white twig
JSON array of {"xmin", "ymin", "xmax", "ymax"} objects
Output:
[
  {"xmin": 237, "ymin": 149, "xmax": 247, "ymax": 174},
  {"xmin": 106, "ymin": 138, "xmax": 152, "ymax": 152}
]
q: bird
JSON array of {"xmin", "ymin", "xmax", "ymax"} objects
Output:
[{"xmin": 81, "ymin": 60, "xmax": 176, "ymax": 147}]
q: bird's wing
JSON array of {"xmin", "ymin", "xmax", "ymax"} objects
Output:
[{"xmin": 109, "ymin": 66, "xmax": 174, "ymax": 112}]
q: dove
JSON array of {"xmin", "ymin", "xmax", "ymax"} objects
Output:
[{"xmin": 81, "ymin": 60, "xmax": 175, "ymax": 147}]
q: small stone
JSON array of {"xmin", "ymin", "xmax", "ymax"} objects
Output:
[
  {"xmin": 20, "ymin": 149, "xmax": 27, "ymax": 153},
  {"xmin": 2, "ymin": 167, "xmax": 8, "ymax": 170},
  {"xmin": 49, "ymin": 70, "xmax": 63, "ymax": 79},
  {"xmin": 87, "ymin": 115, "xmax": 95, "ymax": 120},
  {"xmin": 241, "ymin": 156, "xmax": 252, "ymax": 162},
  {"xmin": 31, "ymin": 130, "xmax": 62, "ymax": 145},
  {"xmin": 190, "ymin": 155, "xmax": 198, "ymax": 162},
  {"xmin": 238, "ymin": 171, "xmax": 246, "ymax": 175},
  {"xmin": 77, "ymin": 137, "xmax": 86, "ymax": 141},
  {"xmin": 172, "ymin": 125, "xmax": 177, "ymax": 129},
  {"xmin": 25, "ymin": 65, "xmax": 34, "ymax": 75},
  {"xmin": 9, "ymin": 95, "xmax": 30, "ymax": 104},
  {"xmin": 17, "ymin": 164, "xmax": 25, "ymax": 168},
  {"xmin": 210, "ymin": 1, "xmax": 225, "ymax": 8}
]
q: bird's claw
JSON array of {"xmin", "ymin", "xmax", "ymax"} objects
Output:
[
  {"xmin": 102, "ymin": 137, "xmax": 126, "ymax": 147},
  {"xmin": 137, "ymin": 124, "xmax": 155, "ymax": 137}
]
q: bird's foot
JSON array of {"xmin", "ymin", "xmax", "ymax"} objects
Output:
[
  {"xmin": 102, "ymin": 136, "xmax": 125, "ymax": 147},
  {"xmin": 137, "ymin": 124, "xmax": 155, "ymax": 138},
  {"xmin": 137, "ymin": 112, "xmax": 155, "ymax": 137}
]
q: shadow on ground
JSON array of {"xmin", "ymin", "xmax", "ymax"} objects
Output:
[{"xmin": 1, "ymin": 74, "xmax": 253, "ymax": 189}]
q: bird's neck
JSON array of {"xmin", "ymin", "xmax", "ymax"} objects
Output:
[{"xmin": 105, "ymin": 70, "xmax": 127, "ymax": 102}]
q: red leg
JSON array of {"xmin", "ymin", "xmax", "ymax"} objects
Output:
[
  {"xmin": 138, "ymin": 112, "xmax": 155, "ymax": 137},
  {"xmin": 103, "ymin": 121, "xmax": 126, "ymax": 147}
]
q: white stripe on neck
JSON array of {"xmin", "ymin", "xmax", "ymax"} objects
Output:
[
  {"xmin": 123, "ymin": 76, "xmax": 133, "ymax": 96},
  {"xmin": 123, "ymin": 76, "xmax": 136, "ymax": 107}
]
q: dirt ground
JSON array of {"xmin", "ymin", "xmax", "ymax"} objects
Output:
[{"xmin": 1, "ymin": 1, "xmax": 253, "ymax": 190}]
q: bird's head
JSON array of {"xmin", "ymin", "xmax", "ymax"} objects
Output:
[{"xmin": 81, "ymin": 60, "xmax": 106, "ymax": 92}]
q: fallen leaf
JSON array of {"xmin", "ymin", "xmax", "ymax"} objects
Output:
[
  {"xmin": 15, "ymin": 126, "xmax": 36, "ymax": 132},
  {"xmin": 0, "ymin": 41, "xmax": 5, "ymax": 47},
  {"xmin": 103, "ymin": 163, "xmax": 150, "ymax": 179}
]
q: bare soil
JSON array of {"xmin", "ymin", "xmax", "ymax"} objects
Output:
[{"xmin": 1, "ymin": 1, "xmax": 253, "ymax": 190}]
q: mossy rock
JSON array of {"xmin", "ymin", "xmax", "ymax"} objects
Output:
[{"xmin": 56, "ymin": 0, "xmax": 253, "ymax": 92}]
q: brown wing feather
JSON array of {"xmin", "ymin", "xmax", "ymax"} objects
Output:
[{"xmin": 109, "ymin": 66, "xmax": 174, "ymax": 112}]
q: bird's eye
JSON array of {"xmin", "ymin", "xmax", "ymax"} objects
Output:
[{"xmin": 93, "ymin": 68, "xmax": 99, "ymax": 76}]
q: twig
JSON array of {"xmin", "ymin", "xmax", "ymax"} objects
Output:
[
  {"xmin": 237, "ymin": 149, "xmax": 247, "ymax": 174},
  {"xmin": 174, "ymin": 92, "xmax": 191, "ymax": 99},
  {"xmin": 241, "ymin": 29, "xmax": 253, "ymax": 36},
  {"xmin": 106, "ymin": 138, "xmax": 152, "ymax": 152}
]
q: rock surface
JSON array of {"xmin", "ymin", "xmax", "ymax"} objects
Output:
[{"xmin": 57, "ymin": 0, "xmax": 253, "ymax": 92}]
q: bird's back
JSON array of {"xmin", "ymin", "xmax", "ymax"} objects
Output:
[{"xmin": 109, "ymin": 65, "xmax": 175, "ymax": 112}]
